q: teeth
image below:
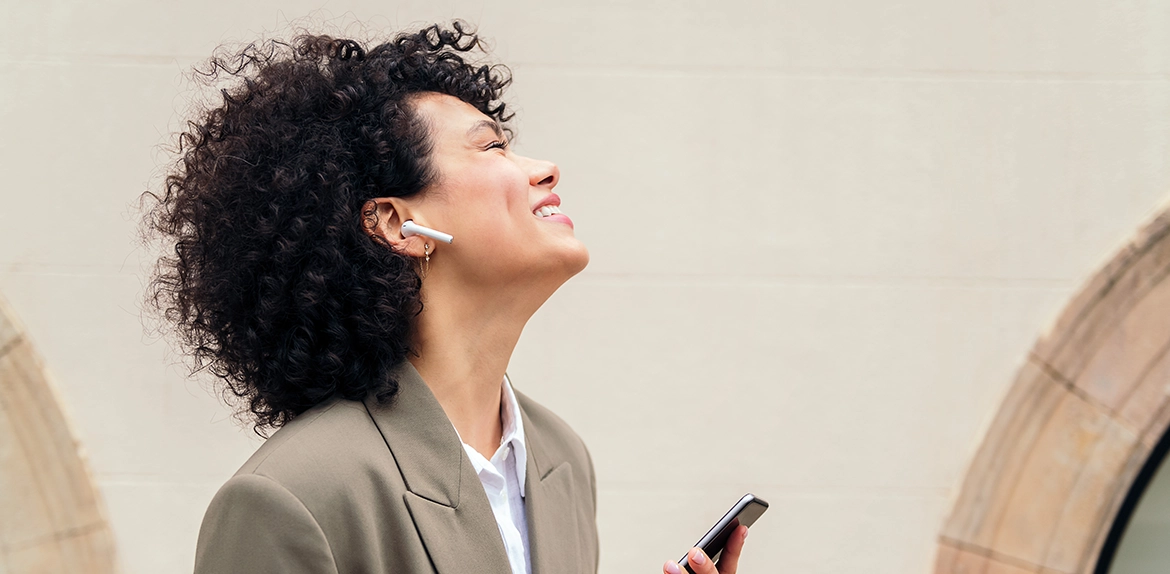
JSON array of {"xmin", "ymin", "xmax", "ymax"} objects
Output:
[{"xmin": 534, "ymin": 204, "xmax": 563, "ymax": 218}]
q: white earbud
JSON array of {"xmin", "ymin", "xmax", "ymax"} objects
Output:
[{"xmin": 401, "ymin": 220, "xmax": 454, "ymax": 244}]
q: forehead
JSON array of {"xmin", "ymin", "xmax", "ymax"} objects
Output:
[{"xmin": 409, "ymin": 92, "xmax": 498, "ymax": 141}]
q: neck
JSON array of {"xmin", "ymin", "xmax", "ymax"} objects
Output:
[{"xmin": 409, "ymin": 272, "xmax": 545, "ymax": 459}]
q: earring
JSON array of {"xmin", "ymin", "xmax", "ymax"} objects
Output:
[{"xmin": 421, "ymin": 243, "xmax": 431, "ymax": 277}]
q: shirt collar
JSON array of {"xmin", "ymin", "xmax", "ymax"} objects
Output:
[
  {"xmin": 455, "ymin": 374, "xmax": 528, "ymax": 492},
  {"xmin": 500, "ymin": 373, "xmax": 528, "ymax": 492}
]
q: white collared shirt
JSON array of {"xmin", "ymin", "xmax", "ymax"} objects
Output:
[{"xmin": 457, "ymin": 376, "xmax": 531, "ymax": 574}]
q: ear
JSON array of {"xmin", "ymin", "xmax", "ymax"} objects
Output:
[{"xmin": 361, "ymin": 197, "xmax": 428, "ymax": 258}]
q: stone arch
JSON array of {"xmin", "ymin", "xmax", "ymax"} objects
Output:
[
  {"xmin": 0, "ymin": 296, "xmax": 117, "ymax": 572},
  {"xmin": 935, "ymin": 207, "xmax": 1170, "ymax": 573}
]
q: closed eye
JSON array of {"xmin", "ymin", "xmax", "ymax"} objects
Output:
[{"xmin": 486, "ymin": 139, "xmax": 508, "ymax": 151}]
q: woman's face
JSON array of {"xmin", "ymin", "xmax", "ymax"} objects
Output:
[{"xmin": 398, "ymin": 92, "xmax": 589, "ymax": 291}]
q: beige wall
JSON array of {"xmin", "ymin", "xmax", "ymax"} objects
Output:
[{"xmin": 2, "ymin": 2, "xmax": 1169, "ymax": 573}]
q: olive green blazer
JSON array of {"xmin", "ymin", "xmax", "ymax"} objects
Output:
[{"xmin": 193, "ymin": 362, "xmax": 599, "ymax": 574}]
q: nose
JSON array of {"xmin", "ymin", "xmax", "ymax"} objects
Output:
[{"xmin": 528, "ymin": 158, "xmax": 559, "ymax": 189}]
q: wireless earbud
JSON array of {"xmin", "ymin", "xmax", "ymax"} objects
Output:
[{"xmin": 401, "ymin": 220, "xmax": 454, "ymax": 244}]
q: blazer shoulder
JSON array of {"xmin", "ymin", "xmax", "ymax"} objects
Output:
[
  {"xmin": 233, "ymin": 398, "xmax": 393, "ymax": 491},
  {"xmin": 196, "ymin": 474, "xmax": 340, "ymax": 574}
]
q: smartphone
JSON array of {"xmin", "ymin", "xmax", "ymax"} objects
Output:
[{"xmin": 678, "ymin": 493, "xmax": 768, "ymax": 574}]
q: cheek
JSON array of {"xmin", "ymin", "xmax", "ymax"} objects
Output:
[
  {"xmin": 442, "ymin": 171, "xmax": 531, "ymax": 248},
  {"xmin": 465, "ymin": 169, "xmax": 530, "ymax": 224}
]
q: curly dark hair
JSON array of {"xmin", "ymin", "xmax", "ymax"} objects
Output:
[{"xmin": 142, "ymin": 22, "xmax": 512, "ymax": 434}]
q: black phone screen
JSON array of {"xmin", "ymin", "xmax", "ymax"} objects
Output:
[{"xmin": 679, "ymin": 493, "xmax": 768, "ymax": 574}]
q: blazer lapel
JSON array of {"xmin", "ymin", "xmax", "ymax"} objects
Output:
[
  {"xmin": 521, "ymin": 402, "xmax": 583, "ymax": 573},
  {"xmin": 364, "ymin": 362, "xmax": 511, "ymax": 574}
]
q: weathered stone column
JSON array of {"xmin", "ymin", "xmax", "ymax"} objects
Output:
[
  {"xmin": 0, "ymin": 296, "xmax": 117, "ymax": 573},
  {"xmin": 936, "ymin": 208, "xmax": 1170, "ymax": 574}
]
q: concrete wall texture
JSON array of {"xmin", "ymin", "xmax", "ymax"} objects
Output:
[{"xmin": 2, "ymin": 1, "xmax": 1169, "ymax": 573}]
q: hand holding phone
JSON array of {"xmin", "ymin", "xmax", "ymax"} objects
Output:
[{"xmin": 676, "ymin": 494, "xmax": 768, "ymax": 574}]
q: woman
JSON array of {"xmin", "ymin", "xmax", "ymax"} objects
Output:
[{"xmin": 146, "ymin": 22, "xmax": 748, "ymax": 574}]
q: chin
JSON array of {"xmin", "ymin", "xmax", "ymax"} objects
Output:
[{"xmin": 560, "ymin": 243, "xmax": 590, "ymax": 278}]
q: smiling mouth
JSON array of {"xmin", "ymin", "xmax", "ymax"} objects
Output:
[{"xmin": 534, "ymin": 205, "xmax": 563, "ymax": 218}]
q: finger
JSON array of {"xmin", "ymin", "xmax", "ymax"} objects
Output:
[
  {"xmin": 686, "ymin": 547, "xmax": 718, "ymax": 574},
  {"xmin": 663, "ymin": 560, "xmax": 682, "ymax": 574},
  {"xmin": 716, "ymin": 525, "xmax": 748, "ymax": 574}
]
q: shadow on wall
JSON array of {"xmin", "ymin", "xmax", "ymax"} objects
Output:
[
  {"xmin": 936, "ymin": 203, "xmax": 1170, "ymax": 574},
  {"xmin": 0, "ymin": 296, "xmax": 118, "ymax": 572}
]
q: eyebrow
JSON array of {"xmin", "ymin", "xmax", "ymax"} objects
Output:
[{"xmin": 467, "ymin": 119, "xmax": 504, "ymax": 140}]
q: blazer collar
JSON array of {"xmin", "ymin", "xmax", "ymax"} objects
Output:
[
  {"xmin": 363, "ymin": 361, "xmax": 512, "ymax": 574},
  {"xmin": 517, "ymin": 390, "xmax": 586, "ymax": 572},
  {"xmin": 363, "ymin": 362, "xmax": 585, "ymax": 573},
  {"xmin": 516, "ymin": 389, "xmax": 563, "ymax": 484},
  {"xmin": 363, "ymin": 360, "xmax": 467, "ymax": 507}
]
